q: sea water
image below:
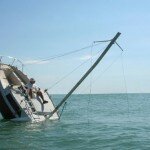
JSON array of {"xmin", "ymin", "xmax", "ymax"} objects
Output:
[{"xmin": 0, "ymin": 94, "xmax": 150, "ymax": 150}]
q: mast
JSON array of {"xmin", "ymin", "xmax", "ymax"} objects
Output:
[{"xmin": 50, "ymin": 32, "xmax": 121, "ymax": 117}]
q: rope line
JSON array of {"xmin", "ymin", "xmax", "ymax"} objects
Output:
[
  {"xmin": 94, "ymin": 39, "xmax": 112, "ymax": 43},
  {"xmin": 25, "ymin": 43, "xmax": 103, "ymax": 65},
  {"xmin": 87, "ymin": 42, "xmax": 94, "ymax": 124},
  {"xmin": 115, "ymin": 42, "xmax": 124, "ymax": 51},
  {"xmin": 78, "ymin": 52, "xmax": 124, "ymax": 94},
  {"xmin": 59, "ymin": 102, "xmax": 67, "ymax": 119},
  {"xmin": 46, "ymin": 45, "xmax": 105, "ymax": 91},
  {"xmin": 120, "ymin": 53, "xmax": 130, "ymax": 119},
  {"xmin": 46, "ymin": 58, "xmax": 91, "ymax": 90},
  {"xmin": 57, "ymin": 42, "xmax": 94, "ymax": 120}
]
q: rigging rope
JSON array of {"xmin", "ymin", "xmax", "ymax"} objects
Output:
[
  {"xmin": 120, "ymin": 53, "xmax": 130, "ymax": 119},
  {"xmin": 87, "ymin": 42, "xmax": 94, "ymax": 123},
  {"xmin": 115, "ymin": 42, "xmax": 124, "ymax": 51},
  {"xmin": 115, "ymin": 41, "xmax": 130, "ymax": 118},
  {"xmin": 58, "ymin": 102, "xmax": 67, "ymax": 119},
  {"xmin": 94, "ymin": 39, "xmax": 112, "ymax": 43},
  {"xmin": 78, "ymin": 51, "xmax": 124, "ymax": 94},
  {"xmin": 89, "ymin": 42, "xmax": 94, "ymax": 94},
  {"xmin": 54, "ymin": 43, "xmax": 95, "ymax": 118},
  {"xmin": 46, "ymin": 45, "xmax": 106, "ymax": 91},
  {"xmin": 46, "ymin": 58, "xmax": 91, "ymax": 90},
  {"xmin": 46, "ymin": 40, "xmax": 124, "ymax": 92},
  {"xmin": 24, "ymin": 43, "xmax": 103, "ymax": 65}
]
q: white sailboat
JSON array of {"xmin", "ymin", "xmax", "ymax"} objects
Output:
[
  {"xmin": 0, "ymin": 62, "xmax": 59, "ymax": 122},
  {"xmin": 0, "ymin": 32, "xmax": 121, "ymax": 122}
]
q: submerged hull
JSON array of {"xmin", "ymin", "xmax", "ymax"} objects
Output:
[{"xmin": 0, "ymin": 64, "xmax": 59, "ymax": 122}]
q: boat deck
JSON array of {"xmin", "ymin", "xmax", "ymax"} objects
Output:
[
  {"xmin": 11, "ymin": 86, "xmax": 59, "ymax": 120},
  {"xmin": 0, "ymin": 63, "xmax": 59, "ymax": 122}
]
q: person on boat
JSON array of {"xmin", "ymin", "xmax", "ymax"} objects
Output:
[{"xmin": 25, "ymin": 78, "xmax": 48, "ymax": 104}]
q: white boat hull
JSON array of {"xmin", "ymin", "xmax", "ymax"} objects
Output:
[{"xmin": 0, "ymin": 64, "xmax": 59, "ymax": 122}]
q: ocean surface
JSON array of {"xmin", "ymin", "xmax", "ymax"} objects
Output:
[{"xmin": 1, "ymin": 94, "xmax": 150, "ymax": 150}]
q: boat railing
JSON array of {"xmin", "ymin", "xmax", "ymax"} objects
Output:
[{"xmin": 0, "ymin": 55, "xmax": 24, "ymax": 72}]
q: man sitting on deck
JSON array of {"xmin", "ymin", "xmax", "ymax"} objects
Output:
[{"xmin": 25, "ymin": 78, "xmax": 48, "ymax": 104}]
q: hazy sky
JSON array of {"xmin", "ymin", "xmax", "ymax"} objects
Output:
[{"xmin": 0, "ymin": 0, "xmax": 150, "ymax": 94}]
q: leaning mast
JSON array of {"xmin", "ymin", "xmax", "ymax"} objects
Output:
[{"xmin": 50, "ymin": 32, "xmax": 121, "ymax": 117}]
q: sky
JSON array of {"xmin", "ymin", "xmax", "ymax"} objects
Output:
[{"xmin": 0, "ymin": 0, "xmax": 150, "ymax": 94}]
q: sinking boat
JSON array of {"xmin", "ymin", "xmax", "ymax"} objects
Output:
[
  {"xmin": 0, "ymin": 62, "xmax": 59, "ymax": 122},
  {"xmin": 0, "ymin": 32, "xmax": 121, "ymax": 122}
]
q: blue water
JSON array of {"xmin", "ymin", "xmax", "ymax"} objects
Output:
[{"xmin": 1, "ymin": 94, "xmax": 150, "ymax": 150}]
